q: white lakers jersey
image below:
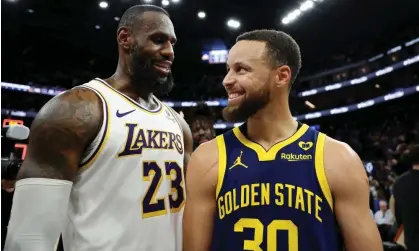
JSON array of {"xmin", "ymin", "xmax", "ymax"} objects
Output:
[{"xmin": 62, "ymin": 78, "xmax": 185, "ymax": 251}]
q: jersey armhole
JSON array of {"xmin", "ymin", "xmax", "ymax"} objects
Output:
[
  {"xmin": 77, "ymin": 86, "xmax": 110, "ymax": 172},
  {"xmin": 216, "ymin": 135, "xmax": 227, "ymax": 198},
  {"xmin": 163, "ymin": 103, "xmax": 184, "ymax": 135},
  {"xmin": 314, "ymin": 133, "xmax": 334, "ymax": 211}
]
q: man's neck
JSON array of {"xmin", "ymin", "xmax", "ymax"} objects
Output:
[
  {"xmin": 108, "ymin": 65, "xmax": 156, "ymax": 108},
  {"xmin": 413, "ymin": 164, "xmax": 419, "ymax": 171},
  {"xmin": 246, "ymin": 100, "xmax": 297, "ymax": 149}
]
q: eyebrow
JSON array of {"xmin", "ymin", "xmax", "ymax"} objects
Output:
[
  {"xmin": 226, "ymin": 60, "xmax": 251, "ymax": 69},
  {"xmin": 149, "ymin": 31, "xmax": 177, "ymax": 43}
]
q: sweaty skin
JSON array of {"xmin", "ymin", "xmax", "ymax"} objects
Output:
[{"xmin": 183, "ymin": 136, "xmax": 383, "ymax": 251}]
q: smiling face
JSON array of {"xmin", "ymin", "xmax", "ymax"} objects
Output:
[
  {"xmin": 119, "ymin": 11, "xmax": 177, "ymax": 95},
  {"xmin": 222, "ymin": 40, "xmax": 276, "ymax": 122}
]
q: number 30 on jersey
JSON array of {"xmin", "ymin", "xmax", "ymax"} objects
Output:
[{"xmin": 142, "ymin": 161, "xmax": 185, "ymax": 218}]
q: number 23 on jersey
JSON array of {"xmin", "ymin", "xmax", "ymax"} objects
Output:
[{"xmin": 142, "ymin": 161, "xmax": 185, "ymax": 218}]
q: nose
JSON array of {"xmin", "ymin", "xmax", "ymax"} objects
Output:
[
  {"xmin": 161, "ymin": 42, "xmax": 175, "ymax": 62},
  {"xmin": 222, "ymin": 70, "xmax": 235, "ymax": 88},
  {"xmin": 198, "ymin": 128, "xmax": 206, "ymax": 134}
]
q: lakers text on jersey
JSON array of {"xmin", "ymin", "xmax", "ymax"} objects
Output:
[
  {"xmin": 62, "ymin": 78, "xmax": 185, "ymax": 251},
  {"xmin": 211, "ymin": 123, "xmax": 343, "ymax": 251}
]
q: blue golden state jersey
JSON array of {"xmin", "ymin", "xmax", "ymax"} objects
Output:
[{"xmin": 211, "ymin": 123, "xmax": 342, "ymax": 251}]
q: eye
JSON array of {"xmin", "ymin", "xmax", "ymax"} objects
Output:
[
  {"xmin": 236, "ymin": 66, "xmax": 247, "ymax": 74},
  {"xmin": 152, "ymin": 36, "xmax": 166, "ymax": 45}
]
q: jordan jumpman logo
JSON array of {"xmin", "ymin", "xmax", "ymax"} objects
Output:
[{"xmin": 229, "ymin": 151, "xmax": 248, "ymax": 169}]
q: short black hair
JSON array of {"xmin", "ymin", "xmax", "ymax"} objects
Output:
[
  {"xmin": 236, "ymin": 29, "xmax": 302, "ymax": 86},
  {"xmin": 118, "ymin": 4, "xmax": 169, "ymax": 30}
]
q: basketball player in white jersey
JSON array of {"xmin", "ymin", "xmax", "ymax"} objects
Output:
[{"xmin": 5, "ymin": 5, "xmax": 192, "ymax": 251}]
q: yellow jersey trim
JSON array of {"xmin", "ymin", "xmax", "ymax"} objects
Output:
[
  {"xmin": 94, "ymin": 78, "xmax": 163, "ymax": 115},
  {"xmin": 216, "ymin": 135, "xmax": 227, "ymax": 198},
  {"xmin": 78, "ymin": 86, "xmax": 111, "ymax": 172},
  {"xmin": 314, "ymin": 133, "xmax": 333, "ymax": 211},
  {"xmin": 233, "ymin": 124, "xmax": 310, "ymax": 161}
]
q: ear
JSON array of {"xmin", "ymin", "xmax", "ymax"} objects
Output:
[
  {"xmin": 117, "ymin": 27, "xmax": 132, "ymax": 51},
  {"xmin": 274, "ymin": 65, "xmax": 292, "ymax": 88}
]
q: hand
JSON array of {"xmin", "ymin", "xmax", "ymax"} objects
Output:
[{"xmin": 1, "ymin": 179, "xmax": 16, "ymax": 193}]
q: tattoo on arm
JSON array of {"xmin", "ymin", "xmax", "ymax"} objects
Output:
[{"xmin": 17, "ymin": 88, "xmax": 102, "ymax": 181}]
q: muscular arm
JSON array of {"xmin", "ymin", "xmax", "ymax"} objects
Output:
[
  {"xmin": 17, "ymin": 87, "xmax": 102, "ymax": 181},
  {"xmin": 183, "ymin": 140, "xmax": 219, "ymax": 251},
  {"xmin": 5, "ymin": 88, "xmax": 102, "ymax": 251},
  {"xmin": 325, "ymin": 138, "xmax": 383, "ymax": 251}
]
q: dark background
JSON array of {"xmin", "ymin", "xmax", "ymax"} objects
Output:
[{"xmin": 2, "ymin": 0, "xmax": 419, "ymax": 249}]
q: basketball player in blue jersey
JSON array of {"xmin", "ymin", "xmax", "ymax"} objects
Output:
[
  {"xmin": 5, "ymin": 5, "xmax": 192, "ymax": 251},
  {"xmin": 183, "ymin": 29, "xmax": 382, "ymax": 251}
]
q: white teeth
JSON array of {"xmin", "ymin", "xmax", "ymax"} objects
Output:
[{"xmin": 229, "ymin": 93, "xmax": 241, "ymax": 99}]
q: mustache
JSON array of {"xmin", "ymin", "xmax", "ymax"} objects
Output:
[{"xmin": 153, "ymin": 57, "xmax": 173, "ymax": 63}]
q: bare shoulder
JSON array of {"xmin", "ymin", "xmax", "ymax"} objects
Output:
[
  {"xmin": 17, "ymin": 87, "xmax": 103, "ymax": 181},
  {"xmin": 322, "ymin": 135, "xmax": 368, "ymax": 193},
  {"xmin": 321, "ymin": 136, "xmax": 382, "ymax": 251},
  {"xmin": 185, "ymin": 138, "xmax": 220, "ymax": 195},
  {"xmin": 190, "ymin": 139, "xmax": 219, "ymax": 168}
]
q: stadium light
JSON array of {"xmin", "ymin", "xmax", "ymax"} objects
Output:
[
  {"xmin": 282, "ymin": 9, "xmax": 302, "ymax": 24},
  {"xmin": 171, "ymin": 0, "xmax": 180, "ymax": 2},
  {"xmin": 300, "ymin": 0, "xmax": 314, "ymax": 11},
  {"xmin": 95, "ymin": 25, "xmax": 101, "ymax": 29},
  {"xmin": 305, "ymin": 100, "xmax": 316, "ymax": 109},
  {"xmin": 227, "ymin": 19, "xmax": 241, "ymax": 29},
  {"xmin": 114, "ymin": 17, "xmax": 120, "ymax": 21},
  {"xmin": 99, "ymin": 1, "xmax": 108, "ymax": 9},
  {"xmin": 289, "ymin": 9, "xmax": 302, "ymax": 20},
  {"xmin": 162, "ymin": 0, "xmax": 170, "ymax": 6},
  {"xmin": 198, "ymin": 11, "xmax": 206, "ymax": 19},
  {"xmin": 281, "ymin": 0, "xmax": 324, "ymax": 25},
  {"xmin": 143, "ymin": 0, "xmax": 153, "ymax": 2}
]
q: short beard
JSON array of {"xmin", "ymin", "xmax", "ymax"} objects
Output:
[
  {"xmin": 129, "ymin": 45, "xmax": 174, "ymax": 96},
  {"xmin": 222, "ymin": 89, "xmax": 270, "ymax": 122},
  {"xmin": 153, "ymin": 72, "xmax": 174, "ymax": 97}
]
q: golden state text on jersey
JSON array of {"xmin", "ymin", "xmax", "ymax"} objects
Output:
[{"xmin": 211, "ymin": 123, "xmax": 343, "ymax": 251}]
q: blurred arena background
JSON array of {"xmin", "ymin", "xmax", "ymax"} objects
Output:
[{"xmin": 1, "ymin": 0, "xmax": 419, "ymax": 250}]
